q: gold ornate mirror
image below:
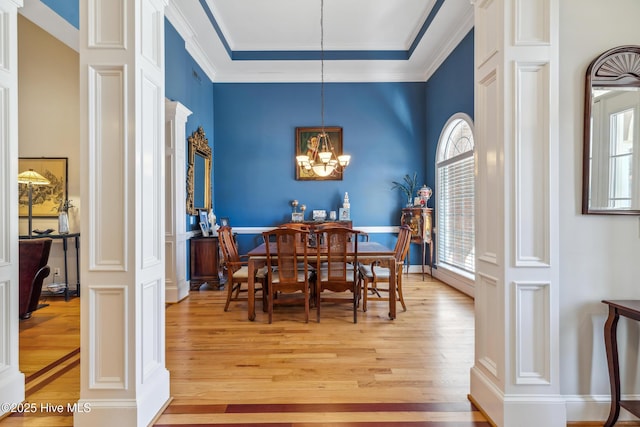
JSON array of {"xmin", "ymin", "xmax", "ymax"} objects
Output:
[
  {"xmin": 583, "ymin": 45, "xmax": 640, "ymax": 214},
  {"xmin": 186, "ymin": 126, "xmax": 212, "ymax": 216}
]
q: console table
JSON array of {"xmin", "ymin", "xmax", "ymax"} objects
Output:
[
  {"xmin": 20, "ymin": 233, "xmax": 80, "ymax": 301},
  {"xmin": 602, "ymin": 300, "xmax": 640, "ymax": 427}
]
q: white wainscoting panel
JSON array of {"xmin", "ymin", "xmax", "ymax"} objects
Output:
[
  {"xmin": 515, "ymin": 0, "xmax": 550, "ymax": 45},
  {"xmin": 164, "ymin": 240, "xmax": 175, "ymax": 282},
  {"xmin": 141, "ymin": 73, "xmax": 162, "ymax": 269},
  {"xmin": 515, "ymin": 62, "xmax": 550, "ymax": 267},
  {"xmin": 476, "ymin": 272, "xmax": 500, "ymax": 378},
  {"xmin": 0, "ymin": 10, "xmax": 7, "ymax": 71},
  {"xmin": 0, "ymin": 87, "xmax": 8, "ymax": 267},
  {"xmin": 476, "ymin": 68, "xmax": 500, "ymax": 267},
  {"xmin": 514, "ymin": 281, "xmax": 550, "ymax": 384},
  {"xmin": 88, "ymin": 66, "xmax": 127, "ymax": 271},
  {"xmin": 89, "ymin": 0, "xmax": 126, "ymax": 49},
  {"xmin": 89, "ymin": 285, "xmax": 128, "ymax": 389},
  {"xmin": 141, "ymin": 278, "xmax": 162, "ymax": 380},
  {"xmin": 475, "ymin": 0, "xmax": 499, "ymax": 68},
  {"xmin": 0, "ymin": 280, "xmax": 7, "ymax": 369},
  {"xmin": 141, "ymin": 0, "xmax": 162, "ymax": 68}
]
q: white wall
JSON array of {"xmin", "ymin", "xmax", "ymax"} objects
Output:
[
  {"xmin": 18, "ymin": 15, "xmax": 80, "ymax": 289},
  {"xmin": 559, "ymin": 0, "xmax": 640, "ymax": 420}
]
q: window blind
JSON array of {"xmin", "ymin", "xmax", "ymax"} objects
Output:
[{"xmin": 437, "ymin": 153, "xmax": 475, "ymax": 274}]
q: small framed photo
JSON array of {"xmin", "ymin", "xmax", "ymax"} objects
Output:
[
  {"xmin": 291, "ymin": 212, "xmax": 304, "ymax": 222},
  {"xmin": 339, "ymin": 208, "xmax": 350, "ymax": 220},
  {"xmin": 312, "ymin": 210, "xmax": 327, "ymax": 221},
  {"xmin": 199, "ymin": 209, "xmax": 209, "ymax": 227},
  {"xmin": 199, "ymin": 221, "xmax": 210, "ymax": 237},
  {"xmin": 220, "ymin": 217, "xmax": 230, "ymax": 227}
]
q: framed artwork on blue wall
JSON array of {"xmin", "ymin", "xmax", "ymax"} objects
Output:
[{"xmin": 295, "ymin": 127, "xmax": 344, "ymax": 181}]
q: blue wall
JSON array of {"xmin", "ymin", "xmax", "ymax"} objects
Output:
[
  {"xmin": 424, "ymin": 29, "xmax": 475, "ymax": 196},
  {"xmin": 165, "ymin": 20, "xmax": 215, "ymax": 231},
  {"xmin": 163, "ymin": 18, "xmax": 474, "ymax": 264},
  {"xmin": 41, "ymin": 0, "xmax": 79, "ymax": 28},
  {"xmin": 213, "ymin": 82, "xmax": 426, "ymax": 223},
  {"xmin": 213, "ymin": 82, "xmax": 427, "ymax": 253}
]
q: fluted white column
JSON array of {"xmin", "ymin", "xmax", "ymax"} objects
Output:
[
  {"xmin": 0, "ymin": 0, "xmax": 24, "ymax": 415},
  {"xmin": 165, "ymin": 100, "xmax": 192, "ymax": 303},
  {"xmin": 76, "ymin": 0, "xmax": 169, "ymax": 425},
  {"xmin": 470, "ymin": 0, "xmax": 564, "ymax": 425}
]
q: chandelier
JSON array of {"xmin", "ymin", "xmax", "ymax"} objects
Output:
[{"xmin": 296, "ymin": 0, "xmax": 350, "ymax": 178}]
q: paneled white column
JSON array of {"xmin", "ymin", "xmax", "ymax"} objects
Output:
[
  {"xmin": 0, "ymin": 0, "xmax": 24, "ymax": 415},
  {"xmin": 165, "ymin": 100, "xmax": 191, "ymax": 303},
  {"xmin": 76, "ymin": 1, "xmax": 169, "ymax": 425},
  {"xmin": 470, "ymin": 0, "xmax": 564, "ymax": 425}
]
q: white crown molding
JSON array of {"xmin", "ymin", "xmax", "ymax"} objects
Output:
[
  {"xmin": 421, "ymin": 7, "xmax": 474, "ymax": 82},
  {"xmin": 165, "ymin": 0, "xmax": 217, "ymax": 82}
]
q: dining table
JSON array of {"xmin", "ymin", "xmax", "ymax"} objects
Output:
[{"xmin": 245, "ymin": 240, "xmax": 397, "ymax": 321}]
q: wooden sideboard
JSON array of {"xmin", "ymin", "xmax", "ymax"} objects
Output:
[
  {"xmin": 400, "ymin": 207, "xmax": 433, "ymax": 279},
  {"xmin": 190, "ymin": 236, "xmax": 223, "ymax": 290}
]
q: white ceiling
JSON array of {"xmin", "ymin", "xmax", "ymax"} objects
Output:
[{"xmin": 20, "ymin": 0, "xmax": 474, "ymax": 83}]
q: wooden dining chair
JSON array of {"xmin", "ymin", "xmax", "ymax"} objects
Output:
[
  {"xmin": 358, "ymin": 225, "xmax": 411, "ymax": 312},
  {"xmin": 313, "ymin": 222, "xmax": 369, "ymax": 242},
  {"xmin": 279, "ymin": 222, "xmax": 312, "ymax": 247},
  {"xmin": 262, "ymin": 227, "xmax": 312, "ymax": 324},
  {"xmin": 218, "ymin": 225, "xmax": 267, "ymax": 312},
  {"xmin": 315, "ymin": 226, "xmax": 361, "ymax": 323}
]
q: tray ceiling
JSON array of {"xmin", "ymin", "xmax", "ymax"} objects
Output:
[{"xmin": 20, "ymin": 0, "xmax": 474, "ymax": 83}]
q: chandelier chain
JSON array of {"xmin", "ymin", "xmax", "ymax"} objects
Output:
[{"xmin": 320, "ymin": 0, "xmax": 325, "ymax": 134}]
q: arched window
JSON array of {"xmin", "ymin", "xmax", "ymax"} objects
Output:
[{"xmin": 436, "ymin": 113, "xmax": 475, "ymax": 279}]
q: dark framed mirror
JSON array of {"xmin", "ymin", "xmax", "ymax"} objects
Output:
[
  {"xmin": 186, "ymin": 126, "xmax": 211, "ymax": 216},
  {"xmin": 583, "ymin": 45, "xmax": 640, "ymax": 215}
]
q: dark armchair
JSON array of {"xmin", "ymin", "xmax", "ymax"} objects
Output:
[{"xmin": 19, "ymin": 237, "xmax": 52, "ymax": 319}]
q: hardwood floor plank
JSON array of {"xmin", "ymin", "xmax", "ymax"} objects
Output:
[{"xmin": 13, "ymin": 274, "xmax": 493, "ymax": 426}]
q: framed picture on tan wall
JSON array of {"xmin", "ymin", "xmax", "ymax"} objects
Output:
[{"xmin": 18, "ymin": 157, "xmax": 68, "ymax": 218}]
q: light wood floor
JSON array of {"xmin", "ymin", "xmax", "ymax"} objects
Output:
[{"xmin": 7, "ymin": 274, "xmax": 492, "ymax": 426}]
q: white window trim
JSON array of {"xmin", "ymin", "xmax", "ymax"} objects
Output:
[{"xmin": 435, "ymin": 112, "xmax": 475, "ymax": 298}]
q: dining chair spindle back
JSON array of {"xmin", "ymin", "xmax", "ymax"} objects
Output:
[
  {"xmin": 262, "ymin": 227, "xmax": 312, "ymax": 323},
  {"xmin": 218, "ymin": 225, "xmax": 267, "ymax": 312},
  {"xmin": 359, "ymin": 224, "xmax": 411, "ymax": 312},
  {"xmin": 315, "ymin": 227, "xmax": 361, "ymax": 323}
]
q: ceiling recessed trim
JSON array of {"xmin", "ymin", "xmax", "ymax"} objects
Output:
[
  {"xmin": 408, "ymin": 0, "xmax": 445, "ymax": 57},
  {"xmin": 199, "ymin": 0, "xmax": 445, "ymax": 62},
  {"xmin": 231, "ymin": 50, "xmax": 409, "ymax": 61}
]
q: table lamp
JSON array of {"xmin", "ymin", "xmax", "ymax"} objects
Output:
[{"xmin": 18, "ymin": 169, "xmax": 50, "ymax": 238}]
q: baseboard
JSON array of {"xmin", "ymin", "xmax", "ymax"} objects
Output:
[
  {"xmin": 470, "ymin": 366, "xmax": 567, "ymax": 427},
  {"xmin": 565, "ymin": 394, "xmax": 640, "ymax": 424}
]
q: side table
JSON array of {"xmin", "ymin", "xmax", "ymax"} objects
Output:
[
  {"xmin": 190, "ymin": 236, "xmax": 223, "ymax": 290},
  {"xmin": 400, "ymin": 207, "xmax": 433, "ymax": 280},
  {"xmin": 602, "ymin": 300, "xmax": 640, "ymax": 427}
]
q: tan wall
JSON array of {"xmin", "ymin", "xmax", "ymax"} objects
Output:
[{"xmin": 18, "ymin": 15, "xmax": 80, "ymax": 288}]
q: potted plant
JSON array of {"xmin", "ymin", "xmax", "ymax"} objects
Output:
[{"xmin": 391, "ymin": 172, "xmax": 419, "ymax": 207}]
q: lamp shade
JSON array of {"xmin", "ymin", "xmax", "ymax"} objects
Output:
[{"xmin": 17, "ymin": 169, "xmax": 50, "ymax": 186}]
